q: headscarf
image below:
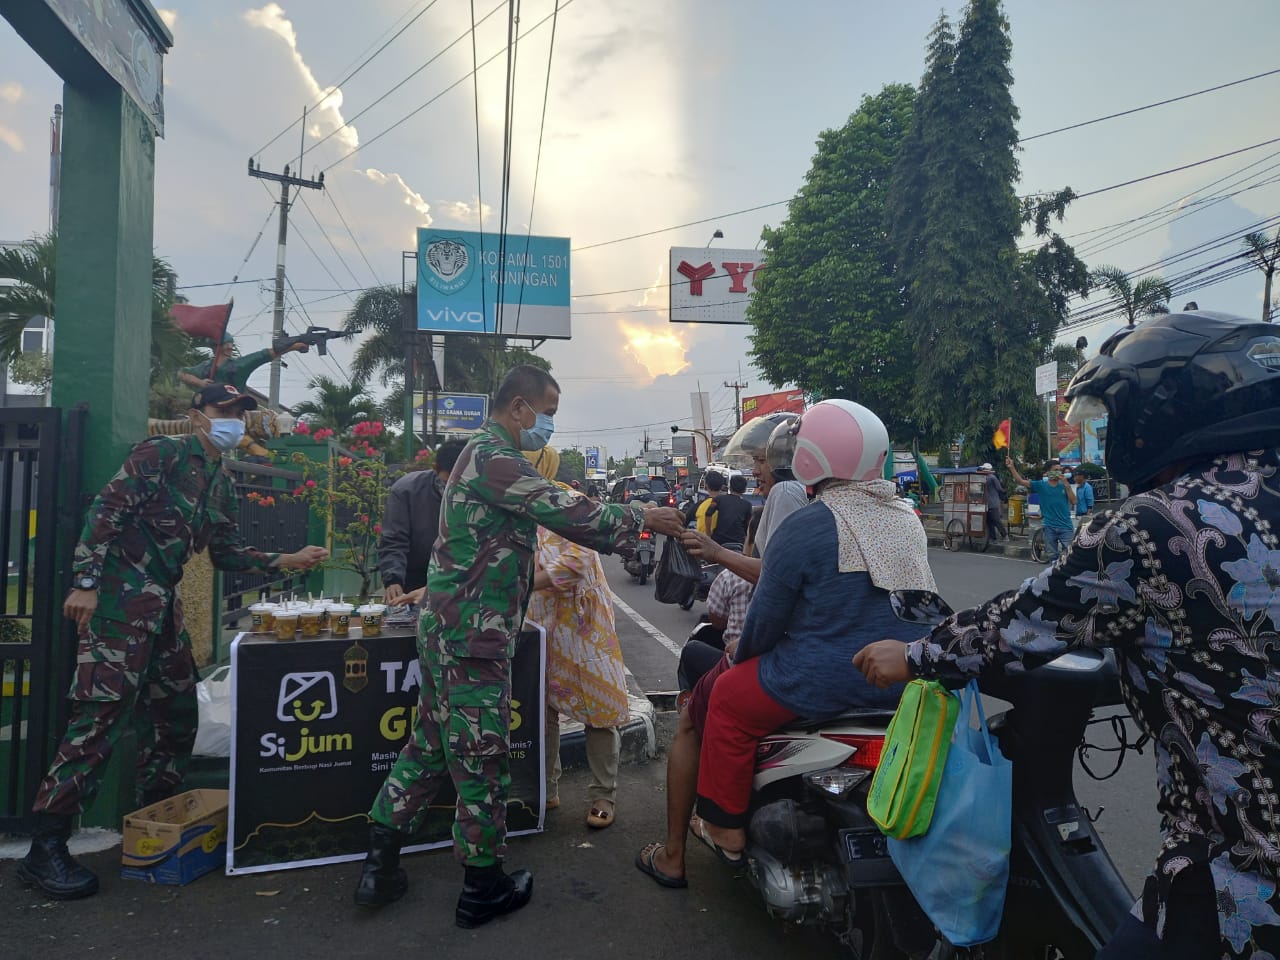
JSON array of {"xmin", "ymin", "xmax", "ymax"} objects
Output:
[{"xmin": 816, "ymin": 478, "xmax": 936, "ymax": 593}]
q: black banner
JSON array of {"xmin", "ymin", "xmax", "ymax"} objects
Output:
[{"xmin": 228, "ymin": 626, "xmax": 545, "ymax": 874}]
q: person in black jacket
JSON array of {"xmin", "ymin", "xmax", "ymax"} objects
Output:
[
  {"xmin": 708, "ymin": 474, "xmax": 752, "ymax": 547},
  {"xmin": 379, "ymin": 440, "xmax": 466, "ymax": 602}
]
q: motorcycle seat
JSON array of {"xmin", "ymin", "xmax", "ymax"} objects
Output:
[{"xmin": 784, "ymin": 708, "xmax": 896, "ymax": 731}]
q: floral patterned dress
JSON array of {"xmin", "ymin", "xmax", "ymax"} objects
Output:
[
  {"xmin": 525, "ymin": 528, "xmax": 629, "ymax": 728},
  {"xmin": 909, "ymin": 450, "xmax": 1280, "ymax": 958}
]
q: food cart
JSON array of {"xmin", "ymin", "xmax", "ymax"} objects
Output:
[{"xmin": 940, "ymin": 470, "xmax": 989, "ymax": 552}]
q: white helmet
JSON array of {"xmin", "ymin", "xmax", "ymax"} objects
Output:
[{"xmin": 789, "ymin": 399, "xmax": 890, "ymax": 486}]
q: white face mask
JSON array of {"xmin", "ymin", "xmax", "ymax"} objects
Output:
[{"xmin": 202, "ymin": 415, "xmax": 245, "ymax": 452}]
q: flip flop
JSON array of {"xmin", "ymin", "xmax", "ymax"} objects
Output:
[
  {"xmin": 688, "ymin": 815, "xmax": 745, "ymax": 867},
  {"xmin": 586, "ymin": 799, "xmax": 615, "ymax": 829},
  {"xmin": 635, "ymin": 842, "xmax": 688, "ymax": 889}
]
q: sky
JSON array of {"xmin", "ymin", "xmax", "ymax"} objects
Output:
[{"xmin": 2, "ymin": 0, "xmax": 1278, "ymax": 458}]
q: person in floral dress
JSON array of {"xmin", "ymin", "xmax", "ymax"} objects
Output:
[
  {"xmin": 525, "ymin": 448, "xmax": 630, "ymax": 829},
  {"xmin": 856, "ymin": 312, "xmax": 1280, "ymax": 958}
]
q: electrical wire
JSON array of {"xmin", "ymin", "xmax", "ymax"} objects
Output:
[
  {"xmin": 325, "ymin": 186, "xmax": 383, "ymax": 286},
  {"xmin": 219, "ymin": 205, "xmax": 276, "ymax": 301},
  {"xmin": 298, "ymin": 192, "xmax": 367, "ymax": 292},
  {"xmin": 254, "ymin": 0, "xmax": 446, "ymax": 157}
]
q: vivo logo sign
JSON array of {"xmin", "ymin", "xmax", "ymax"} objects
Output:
[{"xmin": 425, "ymin": 308, "xmax": 484, "ymax": 326}]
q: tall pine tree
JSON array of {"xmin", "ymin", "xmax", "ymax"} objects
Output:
[{"xmin": 888, "ymin": 0, "xmax": 1087, "ymax": 460}]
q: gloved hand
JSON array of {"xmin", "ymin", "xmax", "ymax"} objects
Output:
[{"xmin": 272, "ymin": 336, "xmax": 311, "ymax": 355}]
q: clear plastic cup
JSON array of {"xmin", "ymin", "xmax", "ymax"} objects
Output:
[
  {"xmin": 298, "ymin": 606, "xmax": 324, "ymax": 638},
  {"xmin": 356, "ymin": 603, "xmax": 385, "ymax": 637},
  {"xmin": 249, "ymin": 602, "xmax": 277, "ymax": 634},
  {"xmin": 327, "ymin": 603, "xmax": 353, "ymax": 637},
  {"xmin": 273, "ymin": 611, "xmax": 299, "ymax": 642}
]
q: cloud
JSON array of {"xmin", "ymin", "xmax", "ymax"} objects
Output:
[
  {"xmin": 156, "ymin": 8, "xmax": 177, "ymax": 30},
  {"xmin": 618, "ymin": 318, "xmax": 689, "ymax": 379},
  {"xmin": 435, "ymin": 198, "xmax": 493, "ymax": 227},
  {"xmin": 359, "ymin": 168, "xmax": 432, "ymax": 222},
  {"xmin": 0, "ymin": 125, "xmax": 24, "ymax": 152},
  {"xmin": 243, "ymin": 3, "xmax": 357, "ymax": 152},
  {"xmin": 0, "ymin": 82, "xmax": 22, "ymax": 104}
]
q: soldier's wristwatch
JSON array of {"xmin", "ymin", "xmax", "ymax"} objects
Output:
[{"xmin": 75, "ymin": 575, "xmax": 99, "ymax": 591}]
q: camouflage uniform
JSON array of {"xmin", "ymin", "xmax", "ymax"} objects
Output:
[
  {"xmin": 181, "ymin": 349, "xmax": 274, "ymax": 394},
  {"xmin": 33, "ymin": 434, "xmax": 279, "ymax": 815},
  {"xmin": 370, "ymin": 421, "xmax": 645, "ymax": 866}
]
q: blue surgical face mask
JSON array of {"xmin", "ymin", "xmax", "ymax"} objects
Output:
[
  {"xmin": 206, "ymin": 417, "xmax": 245, "ymax": 453},
  {"xmin": 520, "ymin": 412, "xmax": 555, "ymax": 451}
]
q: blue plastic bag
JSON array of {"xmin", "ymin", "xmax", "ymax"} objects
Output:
[{"xmin": 887, "ymin": 680, "xmax": 1012, "ymax": 947}]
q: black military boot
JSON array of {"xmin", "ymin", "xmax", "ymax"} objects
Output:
[
  {"xmin": 16, "ymin": 813, "xmax": 99, "ymax": 900},
  {"xmin": 353, "ymin": 823, "xmax": 409, "ymax": 907},
  {"xmin": 455, "ymin": 864, "xmax": 534, "ymax": 929}
]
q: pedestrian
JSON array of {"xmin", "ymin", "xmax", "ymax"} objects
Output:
[
  {"xmin": 176, "ymin": 333, "xmax": 311, "ymax": 393},
  {"xmin": 707, "ymin": 473, "xmax": 752, "ymax": 548},
  {"xmin": 18, "ymin": 384, "xmax": 329, "ymax": 900},
  {"xmin": 979, "ymin": 462, "xmax": 1007, "ymax": 542},
  {"xmin": 854, "ymin": 311, "xmax": 1280, "ymax": 958},
  {"xmin": 1073, "ymin": 471, "xmax": 1095, "ymax": 528},
  {"xmin": 523, "ymin": 447, "xmax": 627, "ymax": 830},
  {"xmin": 1006, "ymin": 455, "xmax": 1076, "ymax": 562},
  {"xmin": 687, "ymin": 470, "xmax": 723, "ymax": 534},
  {"xmin": 354, "ymin": 365, "xmax": 685, "ymax": 927},
  {"xmin": 378, "ymin": 439, "xmax": 466, "ymax": 602}
]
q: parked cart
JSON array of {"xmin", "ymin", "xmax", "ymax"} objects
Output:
[{"xmin": 940, "ymin": 471, "xmax": 990, "ymax": 552}]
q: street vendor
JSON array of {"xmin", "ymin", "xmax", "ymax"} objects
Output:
[
  {"xmin": 16, "ymin": 383, "xmax": 329, "ymax": 901},
  {"xmin": 177, "ymin": 333, "xmax": 312, "ymax": 394},
  {"xmin": 353, "ymin": 365, "xmax": 686, "ymax": 928}
]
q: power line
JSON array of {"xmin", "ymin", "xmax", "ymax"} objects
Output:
[
  {"xmin": 1018, "ymin": 66, "xmax": 1280, "ymax": 143},
  {"xmin": 219, "ymin": 205, "xmax": 276, "ymax": 301},
  {"xmin": 298, "ymin": 192, "xmax": 367, "ymax": 292},
  {"xmin": 284, "ymin": 274, "xmax": 353, "ymax": 386},
  {"xmin": 1065, "ymin": 135, "xmax": 1280, "ymax": 202},
  {"xmin": 178, "ymin": 277, "xmax": 272, "ymax": 291},
  {"xmin": 324, "ymin": 186, "xmax": 383, "ymax": 286},
  {"xmin": 254, "ymin": 0, "xmax": 446, "ymax": 157}
]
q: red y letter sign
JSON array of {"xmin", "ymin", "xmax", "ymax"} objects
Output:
[
  {"xmin": 677, "ymin": 260, "xmax": 716, "ymax": 296},
  {"xmin": 721, "ymin": 262, "xmax": 756, "ymax": 294}
]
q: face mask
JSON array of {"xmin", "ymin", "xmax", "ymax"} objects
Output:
[
  {"xmin": 205, "ymin": 417, "xmax": 245, "ymax": 453},
  {"xmin": 520, "ymin": 412, "xmax": 555, "ymax": 451}
]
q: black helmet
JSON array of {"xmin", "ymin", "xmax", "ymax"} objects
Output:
[
  {"xmin": 721, "ymin": 412, "xmax": 800, "ymax": 472},
  {"xmin": 764, "ymin": 418, "xmax": 799, "ymax": 482},
  {"xmin": 1064, "ymin": 311, "xmax": 1280, "ymax": 492}
]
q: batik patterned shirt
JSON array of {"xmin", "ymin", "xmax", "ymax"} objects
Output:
[{"xmin": 908, "ymin": 449, "xmax": 1280, "ymax": 958}]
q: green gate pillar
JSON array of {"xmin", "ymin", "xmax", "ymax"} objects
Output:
[{"xmin": 49, "ymin": 83, "xmax": 156, "ymax": 488}]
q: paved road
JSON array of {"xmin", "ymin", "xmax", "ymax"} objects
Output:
[{"xmin": 606, "ymin": 543, "xmax": 1159, "ymax": 894}]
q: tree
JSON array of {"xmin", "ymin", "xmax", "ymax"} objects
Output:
[
  {"xmin": 886, "ymin": 1, "xmax": 1088, "ymax": 457},
  {"xmin": 1241, "ymin": 228, "xmax": 1280, "ymax": 323},
  {"xmin": 292, "ymin": 375, "xmax": 377, "ymax": 435},
  {"xmin": 341, "ymin": 284, "xmax": 553, "ymax": 425},
  {"xmin": 1089, "ymin": 265, "xmax": 1171, "ymax": 327},
  {"xmin": 557, "ymin": 448, "xmax": 586, "ymax": 484},
  {"xmin": 747, "ymin": 84, "xmax": 917, "ymax": 438}
]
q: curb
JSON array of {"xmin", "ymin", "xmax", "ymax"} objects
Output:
[{"xmin": 556, "ymin": 692, "xmax": 656, "ymax": 771}]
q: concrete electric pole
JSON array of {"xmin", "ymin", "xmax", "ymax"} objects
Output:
[
  {"xmin": 247, "ymin": 157, "xmax": 324, "ymax": 408},
  {"xmin": 724, "ymin": 377, "xmax": 748, "ymax": 429}
]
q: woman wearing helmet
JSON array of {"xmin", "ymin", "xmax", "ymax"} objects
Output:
[
  {"xmin": 691, "ymin": 399, "xmax": 936, "ymax": 862},
  {"xmin": 855, "ymin": 312, "xmax": 1280, "ymax": 957}
]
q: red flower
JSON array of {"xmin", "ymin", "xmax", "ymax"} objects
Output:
[
  {"xmin": 373, "ymin": 524, "xmax": 382, "ymax": 534},
  {"xmin": 338, "ymin": 456, "xmax": 353, "ymax": 467},
  {"xmin": 360, "ymin": 514, "xmax": 370, "ymax": 523},
  {"xmin": 305, "ymin": 479, "xmax": 317, "ymax": 488},
  {"xmin": 292, "ymin": 486, "xmax": 304, "ymax": 496},
  {"xmin": 247, "ymin": 491, "xmax": 261, "ymax": 501},
  {"xmin": 261, "ymin": 496, "xmax": 276, "ymax": 507},
  {"xmin": 295, "ymin": 421, "xmax": 311, "ymax": 435},
  {"xmin": 359, "ymin": 470, "xmax": 373, "ymax": 478}
]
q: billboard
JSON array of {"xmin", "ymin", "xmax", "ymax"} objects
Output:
[
  {"xmin": 668, "ymin": 247, "xmax": 764, "ymax": 324},
  {"xmin": 417, "ymin": 228, "xmax": 571, "ymax": 339},
  {"xmin": 412, "ymin": 392, "xmax": 488, "ymax": 434},
  {"xmin": 1056, "ymin": 376, "xmax": 1081, "ymax": 465},
  {"xmin": 741, "ymin": 389, "xmax": 804, "ymax": 423}
]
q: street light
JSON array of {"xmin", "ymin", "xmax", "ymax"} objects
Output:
[{"xmin": 706, "ymin": 229, "xmax": 723, "ymax": 247}]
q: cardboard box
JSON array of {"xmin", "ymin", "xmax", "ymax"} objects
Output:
[{"xmin": 121, "ymin": 789, "xmax": 229, "ymax": 885}]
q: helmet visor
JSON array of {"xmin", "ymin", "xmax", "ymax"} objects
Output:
[{"xmin": 1065, "ymin": 395, "xmax": 1107, "ymax": 426}]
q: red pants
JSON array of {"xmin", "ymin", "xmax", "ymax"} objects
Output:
[{"xmin": 695, "ymin": 658, "xmax": 797, "ymax": 828}]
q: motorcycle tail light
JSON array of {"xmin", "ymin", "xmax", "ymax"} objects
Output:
[
  {"xmin": 803, "ymin": 767, "xmax": 870, "ymax": 799},
  {"xmin": 821, "ymin": 733, "xmax": 885, "ymax": 770},
  {"xmin": 639, "ymin": 530, "xmax": 653, "ymax": 540}
]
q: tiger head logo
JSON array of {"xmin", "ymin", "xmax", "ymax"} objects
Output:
[{"xmin": 426, "ymin": 240, "xmax": 469, "ymax": 279}]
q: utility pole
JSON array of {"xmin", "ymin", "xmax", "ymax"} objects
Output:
[
  {"xmin": 247, "ymin": 156, "xmax": 324, "ymax": 408},
  {"xmin": 724, "ymin": 376, "xmax": 748, "ymax": 429}
]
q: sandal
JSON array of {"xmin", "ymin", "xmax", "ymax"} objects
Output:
[
  {"xmin": 635, "ymin": 842, "xmax": 688, "ymax": 889},
  {"xmin": 545, "ymin": 796, "xmax": 560, "ymax": 810},
  {"xmin": 688, "ymin": 815, "xmax": 744, "ymax": 866},
  {"xmin": 586, "ymin": 799, "xmax": 615, "ymax": 829}
]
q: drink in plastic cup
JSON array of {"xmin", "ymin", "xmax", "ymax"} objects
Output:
[
  {"xmin": 356, "ymin": 604, "xmax": 385, "ymax": 637},
  {"xmin": 249, "ymin": 602, "xmax": 276, "ymax": 634},
  {"xmin": 299, "ymin": 606, "xmax": 324, "ymax": 638},
  {"xmin": 317, "ymin": 601, "xmax": 332, "ymax": 630},
  {"xmin": 328, "ymin": 603, "xmax": 353, "ymax": 637},
  {"xmin": 273, "ymin": 611, "xmax": 299, "ymax": 642}
]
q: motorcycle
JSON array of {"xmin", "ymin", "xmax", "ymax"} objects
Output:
[
  {"xmin": 624, "ymin": 529, "xmax": 657, "ymax": 585},
  {"xmin": 727, "ymin": 589, "xmax": 1135, "ymax": 958}
]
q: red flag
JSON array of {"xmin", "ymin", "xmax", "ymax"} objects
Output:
[
  {"xmin": 169, "ymin": 301, "xmax": 233, "ymax": 343},
  {"xmin": 993, "ymin": 419, "xmax": 1011, "ymax": 450}
]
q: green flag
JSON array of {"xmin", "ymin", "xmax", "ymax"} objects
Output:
[{"xmin": 913, "ymin": 438, "xmax": 939, "ymax": 496}]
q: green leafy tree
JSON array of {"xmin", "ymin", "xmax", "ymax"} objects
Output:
[
  {"xmin": 748, "ymin": 84, "xmax": 917, "ymax": 439},
  {"xmin": 1241, "ymin": 228, "xmax": 1280, "ymax": 323},
  {"xmin": 8, "ymin": 351, "xmax": 52, "ymax": 392},
  {"xmin": 340, "ymin": 284, "xmax": 552, "ymax": 426},
  {"xmin": 886, "ymin": 1, "xmax": 1088, "ymax": 458},
  {"xmin": 292, "ymin": 375, "xmax": 377, "ymax": 436},
  {"xmin": 557, "ymin": 448, "xmax": 586, "ymax": 484},
  {"xmin": 1088, "ymin": 265, "xmax": 1171, "ymax": 327}
]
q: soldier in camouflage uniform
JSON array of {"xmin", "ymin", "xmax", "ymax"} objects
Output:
[
  {"xmin": 354, "ymin": 365, "xmax": 685, "ymax": 928},
  {"xmin": 17, "ymin": 383, "xmax": 328, "ymax": 900}
]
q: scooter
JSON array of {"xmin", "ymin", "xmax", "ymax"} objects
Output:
[
  {"xmin": 624, "ymin": 529, "xmax": 657, "ymax": 585},
  {"xmin": 728, "ymin": 589, "xmax": 1135, "ymax": 958}
]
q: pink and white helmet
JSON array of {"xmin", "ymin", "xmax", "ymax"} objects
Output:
[{"xmin": 789, "ymin": 399, "xmax": 890, "ymax": 486}]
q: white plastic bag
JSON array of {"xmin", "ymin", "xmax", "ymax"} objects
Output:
[{"xmin": 193, "ymin": 665, "xmax": 232, "ymax": 757}]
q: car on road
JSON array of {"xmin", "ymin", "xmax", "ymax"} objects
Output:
[{"xmin": 609, "ymin": 475, "xmax": 675, "ymax": 506}]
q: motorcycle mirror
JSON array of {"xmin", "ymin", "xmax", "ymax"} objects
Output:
[{"xmin": 889, "ymin": 590, "xmax": 955, "ymax": 626}]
